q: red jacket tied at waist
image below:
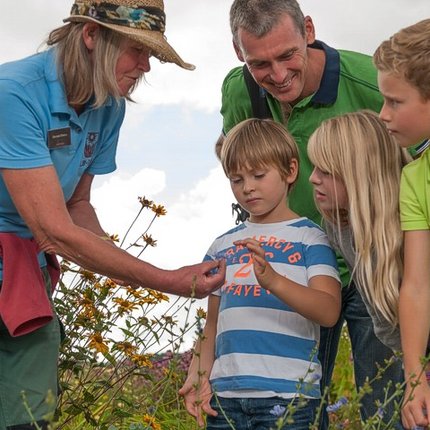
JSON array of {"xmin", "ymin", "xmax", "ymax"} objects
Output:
[{"xmin": 0, "ymin": 233, "xmax": 60, "ymax": 337}]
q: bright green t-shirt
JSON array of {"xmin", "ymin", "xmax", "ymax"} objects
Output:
[
  {"xmin": 221, "ymin": 41, "xmax": 383, "ymax": 286},
  {"xmin": 400, "ymin": 147, "xmax": 430, "ymax": 231}
]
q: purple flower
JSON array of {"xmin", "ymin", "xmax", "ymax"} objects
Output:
[
  {"xmin": 269, "ymin": 404, "xmax": 286, "ymax": 417},
  {"xmin": 309, "ymin": 373, "xmax": 321, "ymax": 383},
  {"xmin": 326, "ymin": 397, "xmax": 348, "ymax": 413}
]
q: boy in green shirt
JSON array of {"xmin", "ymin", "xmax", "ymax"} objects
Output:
[{"xmin": 374, "ymin": 18, "xmax": 430, "ymax": 430}]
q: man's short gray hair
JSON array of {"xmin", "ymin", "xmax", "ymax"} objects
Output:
[{"xmin": 230, "ymin": 0, "xmax": 305, "ymax": 44}]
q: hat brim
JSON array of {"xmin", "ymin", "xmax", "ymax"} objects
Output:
[{"xmin": 64, "ymin": 16, "xmax": 195, "ymax": 71}]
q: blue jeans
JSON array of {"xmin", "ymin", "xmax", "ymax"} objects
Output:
[
  {"xmin": 206, "ymin": 396, "xmax": 319, "ymax": 430},
  {"xmin": 318, "ymin": 281, "xmax": 404, "ymax": 429}
]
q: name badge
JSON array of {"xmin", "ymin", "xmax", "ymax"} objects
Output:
[{"xmin": 47, "ymin": 127, "xmax": 71, "ymax": 149}]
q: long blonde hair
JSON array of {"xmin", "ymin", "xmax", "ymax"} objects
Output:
[{"xmin": 308, "ymin": 110, "xmax": 411, "ymax": 326}]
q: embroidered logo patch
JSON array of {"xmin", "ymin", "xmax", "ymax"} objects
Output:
[{"xmin": 84, "ymin": 132, "xmax": 99, "ymax": 158}]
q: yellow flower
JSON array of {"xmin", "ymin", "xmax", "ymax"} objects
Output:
[
  {"xmin": 142, "ymin": 414, "xmax": 161, "ymax": 430},
  {"xmin": 151, "ymin": 204, "xmax": 167, "ymax": 217},
  {"xmin": 79, "ymin": 269, "xmax": 97, "ymax": 283},
  {"xmin": 131, "ymin": 353, "xmax": 153, "ymax": 368},
  {"xmin": 103, "ymin": 278, "xmax": 118, "ymax": 290},
  {"xmin": 138, "ymin": 296, "xmax": 159, "ymax": 305},
  {"xmin": 125, "ymin": 286, "xmax": 144, "ymax": 299},
  {"xmin": 78, "ymin": 296, "xmax": 94, "ymax": 307},
  {"xmin": 196, "ymin": 307, "xmax": 207, "ymax": 319},
  {"xmin": 116, "ymin": 341, "xmax": 137, "ymax": 356},
  {"xmin": 88, "ymin": 332, "xmax": 109, "ymax": 354},
  {"xmin": 108, "ymin": 233, "xmax": 119, "ymax": 243},
  {"xmin": 113, "ymin": 297, "xmax": 138, "ymax": 313},
  {"xmin": 138, "ymin": 196, "xmax": 153, "ymax": 208},
  {"xmin": 146, "ymin": 289, "xmax": 169, "ymax": 302},
  {"xmin": 143, "ymin": 234, "xmax": 157, "ymax": 247}
]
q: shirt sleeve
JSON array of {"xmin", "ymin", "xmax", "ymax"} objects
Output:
[
  {"xmin": 400, "ymin": 162, "xmax": 429, "ymax": 231},
  {"xmin": 303, "ymin": 226, "xmax": 340, "ymax": 282},
  {"xmin": 220, "ymin": 67, "xmax": 254, "ymax": 135},
  {"xmin": 0, "ymin": 80, "xmax": 52, "ymax": 169}
]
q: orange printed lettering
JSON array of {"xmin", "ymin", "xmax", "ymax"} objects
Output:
[
  {"xmin": 226, "ymin": 283, "xmax": 236, "ymax": 293},
  {"xmin": 266, "ymin": 236, "xmax": 277, "ymax": 246},
  {"xmin": 274, "ymin": 239, "xmax": 286, "ymax": 249},
  {"xmin": 233, "ymin": 285, "xmax": 242, "ymax": 295},
  {"xmin": 244, "ymin": 285, "xmax": 253, "ymax": 296},
  {"xmin": 288, "ymin": 252, "xmax": 302, "ymax": 263},
  {"xmin": 282, "ymin": 242, "xmax": 294, "ymax": 252},
  {"xmin": 234, "ymin": 253, "xmax": 253, "ymax": 278}
]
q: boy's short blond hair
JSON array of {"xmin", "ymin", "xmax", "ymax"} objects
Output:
[
  {"xmin": 220, "ymin": 118, "xmax": 299, "ymax": 185},
  {"xmin": 373, "ymin": 19, "xmax": 430, "ymax": 99}
]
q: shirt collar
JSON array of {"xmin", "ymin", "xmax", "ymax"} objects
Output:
[
  {"xmin": 415, "ymin": 139, "xmax": 430, "ymax": 157},
  {"xmin": 44, "ymin": 48, "xmax": 72, "ymax": 116},
  {"xmin": 308, "ymin": 40, "xmax": 340, "ymax": 105}
]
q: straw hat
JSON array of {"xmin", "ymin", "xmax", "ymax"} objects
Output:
[{"xmin": 64, "ymin": 0, "xmax": 195, "ymax": 70}]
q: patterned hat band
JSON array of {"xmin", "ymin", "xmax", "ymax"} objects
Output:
[{"xmin": 69, "ymin": 1, "xmax": 166, "ymax": 32}]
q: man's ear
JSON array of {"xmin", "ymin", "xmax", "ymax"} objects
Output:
[
  {"xmin": 82, "ymin": 22, "xmax": 100, "ymax": 51},
  {"xmin": 304, "ymin": 16, "xmax": 316, "ymax": 45},
  {"xmin": 233, "ymin": 40, "xmax": 245, "ymax": 62}
]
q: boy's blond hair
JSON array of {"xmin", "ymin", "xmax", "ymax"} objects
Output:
[
  {"xmin": 373, "ymin": 19, "xmax": 430, "ymax": 99},
  {"xmin": 220, "ymin": 118, "xmax": 299, "ymax": 187},
  {"xmin": 308, "ymin": 110, "xmax": 411, "ymax": 326}
]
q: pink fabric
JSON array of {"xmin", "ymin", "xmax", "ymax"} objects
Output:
[{"xmin": 0, "ymin": 233, "xmax": 60, "ymax": 337}]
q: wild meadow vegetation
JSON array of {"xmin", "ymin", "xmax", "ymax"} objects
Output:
[{"xmin": 31, "ymin": 197, "xmax": 411, "ymax": 429}]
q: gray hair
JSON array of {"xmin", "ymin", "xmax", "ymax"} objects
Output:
[
  {"xmin": 230, "ymin": 0, "xmax": 305, "ymax": 44},
  {"xmin": 47, "ymin": 23, "xmax": 133, "ymax": 108}
]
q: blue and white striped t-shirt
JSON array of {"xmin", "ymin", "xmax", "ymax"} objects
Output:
[{"xmin": 204, "ymin": 217, "xmax": 340, "ymax": 399}]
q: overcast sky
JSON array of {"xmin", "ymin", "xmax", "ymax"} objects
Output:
[{"xmin": 1, "ymin": 1, "xmax": 429, "ymax": 347}]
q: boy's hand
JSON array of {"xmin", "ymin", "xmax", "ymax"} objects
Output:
[
  {"xmin": 179, "ymin": 377, "xmax": 217, "ymax": 427},
  {"xmin": 234, "ymin": 238, "xmax": 276, "ymax": 289}
]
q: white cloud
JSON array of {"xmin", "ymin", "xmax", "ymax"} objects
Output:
[
  {"xmin": 93, "ymin": 165, "xmax": 234, "ymax": 269},
  {"xmin": 91, "ymin": 168, "xmax": 166, "ymax": 239}
]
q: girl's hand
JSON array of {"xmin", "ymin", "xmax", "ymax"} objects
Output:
[{"xmin": 402, "ymin": 375, "xmax": 430, "ymax": 429}]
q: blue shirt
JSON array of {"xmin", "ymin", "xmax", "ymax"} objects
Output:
[
  {"xmin": 205, "ymin": 218, "xmax": 340, "ymax": 399},
  {"xmin": 0, "ymin": 48, "xmax": 125, "ymax": 238}
]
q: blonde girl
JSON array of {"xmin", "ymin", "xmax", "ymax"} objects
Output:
[{"xmin": 308, "ymin": 110, "xmax": 410, "ymax": 424}]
